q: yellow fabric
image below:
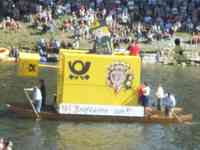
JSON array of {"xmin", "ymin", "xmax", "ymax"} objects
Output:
[
  {"xmin": 18, "ymin": 52, "xmax": 40, "ymax": 77},
  {"xmin": 57, "ymin": 49, "xmax": 141, "ymax": 106}
]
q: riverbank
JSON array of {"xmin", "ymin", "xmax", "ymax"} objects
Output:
[
  {"xmin": 0, "ymin": 20, "xmax": 199, "ymax": 52},
  {"xmin": 0, "ymin": 19, "xmax": 200, "ymax": 66}
]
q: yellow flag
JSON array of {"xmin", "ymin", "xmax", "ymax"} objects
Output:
[
  {"xmin": 57, "ymin": 50, "xmax": 141, "ymax": 106},
  {"xmin": 18, "ymin": 53, "xmax": 40, "ymax": 77}
]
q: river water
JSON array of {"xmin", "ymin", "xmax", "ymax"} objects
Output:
[{"xmin": 0, "ymin": 64, "xmax": 199, "ymax": 150}]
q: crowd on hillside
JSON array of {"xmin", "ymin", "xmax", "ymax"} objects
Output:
[
  {"xmin": 0, "ymin": 0, "xmax": 199, "ymax": 31},
  {"xmin": 0, "ymin": 0, "xmax": 199, "ymax": 38},
  {"xmin": 0, "ymin": 0, "xmax": 200, "ymax": 61}
]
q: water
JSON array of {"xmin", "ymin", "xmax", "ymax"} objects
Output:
[{"xmin": 0, "ymin": 63, "xmax": 200, "ymax": 150}]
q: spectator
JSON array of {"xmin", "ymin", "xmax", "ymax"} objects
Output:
[
  {"xmin": 9, "ymin": 47, "xmax": 19, "ymax": 62},
  {"xmin": 128, "ymin": 40, "xmax": 141, "ymax": 56}
]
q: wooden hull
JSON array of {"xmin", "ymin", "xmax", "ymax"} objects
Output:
[{"xmin": 6, "ymin": 104, "xmax": 192, "ymax": 124}]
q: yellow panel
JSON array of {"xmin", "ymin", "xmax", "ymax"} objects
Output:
[
  {"xmin": 57, "ymin": 52, "xmax": 64, "ymax": 103},
  {"xmin": 57, "ymin": 51, "xmax": 141, "ymax": 106},
  {"xmin": 18, "ymin": 53, "xmax": 40, "ymax": 77}
]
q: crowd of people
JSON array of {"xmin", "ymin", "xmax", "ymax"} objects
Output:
[
  {"xmin": 1, "ymin": 0, "xmax": 200, "ymax": 32},
  {"xmin": 0, "ymin": 17, "xmax": 20, "ymax": 31},
  {"xmin": 0, "ymin": 138, "xmax": 13, "ymax": 150},
  {"xmin": 0, "ymin": 0, "xmax": 199, "ymax": 54},
  {"xmin": 139, "ymin": 82, "xmax": 176, "ymax": 117}
]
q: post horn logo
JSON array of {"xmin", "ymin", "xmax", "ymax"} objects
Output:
[
  {"xmin": 68, "ymin": 60, "xmax": 91, "ymax": 80},
  {"xmin": 28, "ymin": 64, "xmax": 36, "ymax": 72}
]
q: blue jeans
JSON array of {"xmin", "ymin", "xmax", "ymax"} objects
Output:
[
  {"xmin": 157, "ymin": 98, "xmax": 163, "ymax": 110},
  {"xmin": 141, "ymin": 95, "xmax": 149, "ymax": 107},
  {"xmin": 34, "ymin": 100, "xmax": 42, "ymax": 112}
]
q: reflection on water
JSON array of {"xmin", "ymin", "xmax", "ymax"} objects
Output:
[
  {"xmin": 56, "ymin": 123, "xmax": 145, "ymax": 150},
  {"xmin": 0, "ymin": 64, "xmax": 200, "ymax": 150}
]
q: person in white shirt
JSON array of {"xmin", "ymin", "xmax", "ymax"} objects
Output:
[
  {"xmin": 25, "ymin": 85, "xmax": 42, "ymax": 113},
  {"xmin": 170, "ymin": 94, "xmax": 176, "ymax": 108},
  {"xmin": 155, "ymin": 84, "xmax": 165, "ymax": 111},
  {"xmin": 142, "ymin": 82, "xmax": 151, "ymax": 108}
]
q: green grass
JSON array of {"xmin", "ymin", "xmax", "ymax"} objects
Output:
[
  {"xmin": 176, "ymin": 32, "xmax": 192, "ymax": 38},
  {"xmin": 0, "ymin": 21, "xmax": 93, "ymax": 51},
  {"xmin": 0, "ymin": 20, "xmax": 196, "ymax": 53},
  {"xmin": 0, "ymin": 23, "xmax": 50, "ymax": 50}
]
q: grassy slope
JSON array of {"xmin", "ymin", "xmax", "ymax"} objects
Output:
[{"xmin": 0, "ymin": 20, "xmax": 195, "ymax": 52}]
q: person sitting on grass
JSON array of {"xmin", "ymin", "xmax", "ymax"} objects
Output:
[
  {"xmin": 62, "ymin": 20, "xmax": 71, "ymax": 32},
  {"xmin": 10, "ymin": 18, "xmax": 20, "ymax": 31}
]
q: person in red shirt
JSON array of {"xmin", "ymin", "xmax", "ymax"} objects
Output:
[
  {"xmin": 128, "ymin": 40, "xmax": 141, "ymax": 56},
  {"xmin": 138, "ymin": 83, "xmax": 145, "ymax": 105}
]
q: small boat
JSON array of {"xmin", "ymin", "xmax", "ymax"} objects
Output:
[{"xmin": 6, "ymin": 103, "xmax": 192, "ymax": 124}]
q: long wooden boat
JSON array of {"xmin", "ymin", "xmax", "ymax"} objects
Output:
[{"xmin": 6, "ymin": 103, "xmax": 192, "ymax": 124}]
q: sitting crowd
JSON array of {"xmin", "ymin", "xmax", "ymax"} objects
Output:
[
  {"xmin": 0, "ymin": 17, "xmax": 20, "ymax": 31},
  {"xmin": 0, "ymin": 0, "xmax": 199, "ymax": 62},
  {"xmin": 0, "ymin": 0, "xmax": 199, "ymax": 38}
]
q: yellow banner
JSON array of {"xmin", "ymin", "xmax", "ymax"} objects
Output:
[{"xmin": 57, "ymin": 50, "xmax": 141, "ymax": 106}]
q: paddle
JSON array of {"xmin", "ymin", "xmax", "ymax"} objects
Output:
[
  {"xmin": 171, "ymin": 109, "xmax": 183, "ymax": 123},
  {"xmin": 24, "ymin": 89, "xmax": 40, "ymax": 120}
]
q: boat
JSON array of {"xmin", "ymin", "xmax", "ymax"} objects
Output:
[
  {"xmin": 6, "ymin": 103, "xmax": 192, "ymax": 124},
  {"xmin": 6, "ymin": 49, "xmax": 192, "ymax": 124}
]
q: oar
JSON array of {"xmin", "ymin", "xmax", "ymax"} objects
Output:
[
  {"xmin": 184, "ymin": 122, "xmax": 200, "ymax": 125},
  {"xmin": 172, "ymin": 110, "xmax": 183, "ymax": 123},
  {"xmin": 24, "ymin": 89, "xmax": 40, "ymax": 120}
]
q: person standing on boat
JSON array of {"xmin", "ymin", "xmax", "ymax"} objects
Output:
[
  {"xmin": 39, "ymin": 79, "xmax": 46, "ymax": 111},
  {"xmin": 142, "ymin": 82, "xmax": 151, "ymax": 111},
  {"xmin": 169, "ymin": 93, "xmax": 176, "ymax": 115},
  {"xmin": 155, "ymin": 83, "xmax": 165, "ymax": 111},
  {"xmin": 163, "ymin": 93, "xmax": 176, "ymax": 117},
  {"xmin": 25, "ymin": 84, "xmax": 42, "ymax": 113},
  {"xmin": 32, "ymin": 86, "xmax": 42, "ymax": 113},
  {"xmin": 138, "ymin": 83, "xmax": 145, "ymax": 105}
]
